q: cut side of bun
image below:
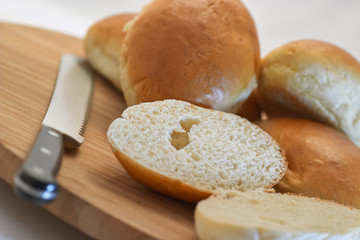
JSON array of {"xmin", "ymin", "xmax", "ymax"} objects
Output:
[
  {"xmin": 195, "ymin": 190, "xmax": 360, "ymax": 240},
  {"xmin": 107, "ymin": 100, "xmax": 286, "ymax": 202},
  {"xmin": 258, "ymin": 39, "xmax": 360, "ymax": 147},
  {"xmin": 256, "ymin": 117, "xmax": 360, "ymax": 209}
]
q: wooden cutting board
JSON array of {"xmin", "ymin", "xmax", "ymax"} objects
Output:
[{"xmin": 0, "ymin": 23, "xmax": 196, "ymax": 240}]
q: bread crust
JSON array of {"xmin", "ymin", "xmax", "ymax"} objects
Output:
[
  {"xmin": 114, "ymin": 148, "xmax": 284, "ymax": 203},
  {"xmin": 235, "ymin": 89, "xmax": 261, "ymax": 121},
  {"xmin": 114, "ymin": 150, "xmax": 212, "ymax": 203},
  {"xmin": 256, "ymin": 117, "xmax": 360, "ymax": 208},
  {"xmin": 107, "ymin": 100, "xmax": 286, "ymax": 203},
  {"xmin": 121, "ymin": 0, "xmax": 260, "ymax": 112},
  {"xmin": 258, "ymin": 39, "xmax": 360, "ymax": 146},
  {"xmin": 86, "ymin": 14, "xmax": 136, "ymax": 53},
  {"xmin": 84, "ymin": 14, "xmax": 136, "ymax": 90},
  {"xmin": 84, "ymin": 1, "xmax": 261, "ymax": 120}
]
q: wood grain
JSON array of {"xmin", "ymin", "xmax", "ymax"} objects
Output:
[{"xmin": 0, "ymin": 23, "xmax": 197, "ymax": 240}]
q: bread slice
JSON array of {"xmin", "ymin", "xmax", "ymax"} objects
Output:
[
  {"xmin": 195, "ymin": 191, "xmax": 360, "ymax": 240},
  {"xmin": 107, "ymin": 100, "xmax": 286, "ymax": 202}
]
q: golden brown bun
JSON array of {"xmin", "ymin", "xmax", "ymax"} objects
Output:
[
  {"xmin": 85, "ymin": 0, "xmax": 260, "ymax": 118},
  {"xmin": 84, "ymin": 14, "xmax": 136, "ymax": 90},
  {"xmin": 258, "ymin": 39, "xmax": 360, "ymax": 147},
  {"xmin": 256, "ymin": 117, "xmax": 360, "ymax": 209},
  {"xmin": 122, "ymin": 0, "xmax": 260, "ymax": 112}
]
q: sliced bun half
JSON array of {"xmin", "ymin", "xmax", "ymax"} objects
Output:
[
  {"xmin": 107, "ymin": 100, "xmax": 286, "ymax": 202},
  {"xmin": 195, "ymin": 190, "xmax": 360, "ymax": 240}
]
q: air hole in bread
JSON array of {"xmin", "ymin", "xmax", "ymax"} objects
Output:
[
  {"xmin": 237, "ymin": 179, "xmax": 242, "ymax": 186},
  {"xmin": 191, "ymin": 152, "xmax": 201, "ymax": 162},
  {"xmin": 170, "ymin": 116, "xmax": 200, "ymax": 150},
  {"xmin": 170, "ymin": 131, "xmax": 189, "ymax": 150},
  {"xmin": 232, "ymin": 162, "xmax": 238, "ymax": 169},
  {"xmin": 152, "ymin": 109, "xmax": 160, "ymax": 115},
  {"xmin": 179, "ymin": 116, "xmax": 200, "ymax": 132}
]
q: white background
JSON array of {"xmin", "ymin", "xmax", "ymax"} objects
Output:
[{"xmin": 1, "ymin": 1, "xmax": 360, "ymax": 239}]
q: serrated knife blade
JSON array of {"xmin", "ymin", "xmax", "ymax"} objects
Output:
[{"xmin": 13, "ymin": 54, "xmax": 94, "ymax": 204}]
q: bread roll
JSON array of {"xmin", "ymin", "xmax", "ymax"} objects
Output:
[
  {"xmin": 85, "ymin": 14, "xmax": 136, "ymax": 90},
  {"xmin": 195, "ymin": 190, "xmax": 360, "ymax": 240},
  {"xmin": 85, "ymin": 0, "xmax": 261, "ymax": 117},
  {"xmin": 107, "ymin": 100, "xmax": 286, "ymax": 202},
  {"xmin": 256, "ymin": 117, "xmax": 360, "ymax": 209},
  {"xmin": 258, "ymin": 39, "xmax": 360, "ymax": 147}
]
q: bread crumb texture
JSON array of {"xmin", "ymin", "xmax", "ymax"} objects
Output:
[
  {"xmin": 107, "ymin": 100, "xmax": 286, "ymax": 193},
  {"xmin": 195, "ymin": 191, "xmax": 360, "ymax": 240}
]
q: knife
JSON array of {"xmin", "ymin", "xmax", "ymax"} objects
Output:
[{"xmin": 13, "ymin": 54, "xmax": 94, "ymax": 204}]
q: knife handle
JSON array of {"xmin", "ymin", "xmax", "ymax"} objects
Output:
[{"xmin": 13, "ymin": 125, "xmax": 63, "ymax": 204}]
